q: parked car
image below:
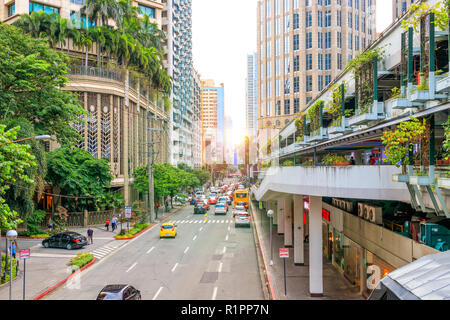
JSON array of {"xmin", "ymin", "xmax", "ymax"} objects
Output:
[
  {"xmin": 235, "ymin": 212, "xmax": 251, "ymax": 228},
  {"xmin": 194, "ymin": 203, "xmax": 207, "ymax": 214},
  {"xmin": 215, "ymin": 203, "xmax": 228, "ymax": 215},
  {"xmin": 97, "ymin": 285, "xmax": 141, "ymax": 300},
  {"xmin": 42, "ymin": 232, "xmax": 87, "ymax": 250},
  {"xmin": 160, "ymin": 222, "xmax": 177, "ymax": 238}
]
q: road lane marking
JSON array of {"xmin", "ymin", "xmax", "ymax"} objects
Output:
[
  {"xmin": 126, "ymin": 262, "xmax": 137, "ymax": 273},
  {"xmin": 218, "ymin": 262, "xmax": 223, "ymax": 273},
  {"xmin": 153, "ymin": 287, "xmax": 163, "ymax": 300},
  {"xmin": 212, "ymin": 287, "xmax": 218, "ymax": 300},
  {"xmin": 171, "ymin": 263, "xmax": 179, "ymax": 272},
  {"xmin": 199, "ymin": 227, "xmax": 203, "ymax": 231},
  {"xmin": 221, "ymin": 220, "xmax": 224, "ymax": 223},
  {"xmin": 184, "ymin": 246, "xmax": 190, "ymax": 254},
  {"xmin": 147, "ymin": 247, "xmax": 155, "ymax": 254},
  {"xmin": 193, "ymin": 235, "xmax": 197, "ymax": 241},
  {"xmin": 225, "ymin": 234, "xmax": 229, "ymax": 241},
  {"xmin": 223, "ymin": 247, "xmax": 227, "ymax": 254}
]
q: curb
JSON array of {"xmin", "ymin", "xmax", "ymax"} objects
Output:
[
  {"xmin": 249, "ymin": 201, "xmax": 277, "ymax": 300},
  {"xmin": 1, "ymin": 235, "xmax": 48, "ymax": 240},
  {"xmin": 114, "ymin": 204, "xmax": 188, "ymax": 240},
  {"xmin": 32, "ymin": 257, "xmax": 96, "ymax": 300}
]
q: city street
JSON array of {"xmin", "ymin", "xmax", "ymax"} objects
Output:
[{"xmin": 43, "ymin": 204, "xmax": 264, "ymax": 300}]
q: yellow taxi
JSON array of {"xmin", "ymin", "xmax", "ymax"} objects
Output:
[{"xmin": 160, "ymin": 222, "xmax": 177, "ymax": 238}]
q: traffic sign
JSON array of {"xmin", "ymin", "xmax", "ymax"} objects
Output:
[
  {"xmin": 279, "ymin": 248, "xmax": 289, "ymax": 258},
  {"xmin": 19, "ymin": 249, "xmax": 30, "ymax": 260}
]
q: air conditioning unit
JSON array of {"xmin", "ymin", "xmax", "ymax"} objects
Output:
[
  {"xmin": 366, "ymin": 205, "xmax": 383, "ymax": 225},
  {"xmin": 358, "ymin": 203, "xmax": 364, "ymax": 217}
]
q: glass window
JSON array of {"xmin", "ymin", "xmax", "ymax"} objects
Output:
[
  {"xmin": 275, "ymin": 18, "xmax": 281, "ymax": 35},
  {"xmin": 325, "ymin": 75, "xmax": 331, "ymax": 86},
  {"xmin": 275, "ymin": 38, "xmax": 280, "ymax": 56},
  {"xmin": 293, "ymin": 0, "xmax": 299, "ymax": 10},
  {"xmin": 293, "ymin": 34, "xmax": 300, "ymax": 51},
  {"xmin": 324, "ymin": 10, "xmax": 331, "ymax": 27},
  {"xmin": 325, "ymin": 53, "xmax": 331, "ymax": 70},
  {"xmin": 276, "ymin": 79, "xmax": 281, "ymax": 96},
  {"xmin": 306, "ymin": 32, "xmax": 312, "ymax": 49},
  {"xmin": 306, "ymin": 54, "xmax": 312, "ymax": 70},
  {"xmin": 305, "ymin": 0, "xmax": 312, "ymax": 6},
  {"xmin": 284, "ymin": 36, "xmax": 290, "ymax": 53},
  {"xmin": 284, "ymin": 15, "xmax": 290, "ymax": 33},
  {"xmin": 348, "ymin": 32, "xmax": 352, "ymax": 49},
  {"xmin": 293, "ymin": 13, "xmax": 299, "ymax": 29},
  {"xmin": 318, "ymin": 32, "xmax": 323, "ymax": 49},
  {"xmin": 7, "ymin": 3, "xmax": 15, "ymax": 17},
  {"xmin": 337, "ymin": 10, "xmax": 341, "ymax": 27},
  {"xmin": 275, "ymin": 0, "xmax": 281, "ymax": 14},
  {"xmin": 318, "ymin": 11, "xmax": 323, "ymax": 27},
  {"xmin": 276, "ymin": 100, "xmax": 281, "ymax": 115},
  {"xmin": 348, "ymin": 0, "xmax": 352, "ymax": 7},
  {"xmin": 266, "ymin": 21, "xmax": 271, "ymax": 38},
  {"xmin": 267, "ymin": 81, "xmax": 272, "ymax": 97},
  {"xmin": 266, "ymin": 61, "xmax": 272, "ymax": 78},
  {"xmin": 318, "ymin": 75, "xmax": 323, "ymax": 91},
  {"xmin": 138, "ymin": 4, "xmax": 155, "ymax": 18},
  {"xmin": 337, "ymin": 53, "xmax": 342, "ymax": 69},
  {"xmin": 306, "ymin": 11, "xmax": 312, "ymax": 27},
  {"xmin": 355, "ymin": 14, "xmax": 359, "ymax": 31},
  {"xmin": 284, "ymin": 78, "xmax": 290, "ymax": 94},
  {"xmin": 285, "ymin": 56, "xmax": 290, "ymax": 74},
  {"xmin": 294, "ymin": 98, "xmax": 300, "ymax": 113},
  {"xmin": 325, "ymin": 0, "xmax": 331, "ymax": 5},
  {"xmin": 306, "ymin": 75, "xmax": 312, "ymax": 92},
  {"xmin": 318, "ymin": 53, "xmax": 323, "ymax": 70},
  {"xmin": 284, "ymin": 0, "xmax": 290, "ymax": 12},
  {"xmin": 266, "ymin": 101, "xmax": 272, "ymax": 116},
  {"xmin": 348, "ymin": 12, "xmax": 352, "ymax": 28},
  {"xmin": 266, "ymin": 41, "xmax": 272, "ymax": 58},
  {"xmin": 325, "ymin": 32, "xmax": 331, "ymax": 48},
  {"xmin": 266, "ymin": 0, "xmax": 271, "ymax": 17},
  {"xmin": 355, "ymin": 0, "xmax": 359, "ymax": 10},
  {"xmin": 355, "ymin": 35, "xmax": 359, "ymax": 51},
  {"xmin": 276, "ymin": 59, "xmax": 281, "ymax": 75},
  {"xmin": 337, "ymin": 31, "xmax": 342, "ymax": 48},
  {"xmin": 293, "ymin": 55, "xmax": 300, "ymax": 72},
  {"xmin": 284, "ymin": 99, "xmax": 291, "ymax": 114}
]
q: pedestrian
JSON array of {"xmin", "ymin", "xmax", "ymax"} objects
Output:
[
  {"xmin": 105, "ymin": 218, "xmax": 110, "ymax": 231},
  {"xmin": 10, "ymin": 240, "xmax": 17, "ymax": 259},
  {"xmin": 369, "ymin": 155, "xmax": 376, "ymax": 165},
  {"xmin": 111, "ymin": 217, "xmax": 117, "ymax": 232},
  {"xmin": 350, "ymin": 156, "xmax": 356, "ymax": 165},
  {"xmin": 48, "ymin": 220, "xmax": 53, "ymax": 234},
  {"xmin": 87, "ymin": 226, "xmax": 94, "ymax": 244}
]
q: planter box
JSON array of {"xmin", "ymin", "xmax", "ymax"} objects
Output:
[
  {"xmin": 437, "ymin": 177, "xmax": 450, "ymax": 189},
  {"xmin": 348, "ymin": 102, "xmax": 385, "ymax": 126},
  {"xmin": 309, "ymin": 128, "xmax": 328, "ymax": 142},
  {"xmin": 328, "ymin": 119, "xmax": 351, "ymax": 134},
  {"xmin": 386, "ymin": 97, "xmax": 422, "ymax": 110},
  {"xmin": 333, "ymin": 161, "xmax": 351, "ymax": 166},
  {"xmin": 436, "ymin": 75, "xmax": 450, "ymax": 93},
  {"xmin": 409, "ymin": 175, "xmax": 432, "ymax": 186},
  {"xmin": 409, "ymin": 89, "xmax": 448, "ymax": 102},
  {"xmin": 392, "ymin": 174, "xmax": 410, "ymax": 183}
]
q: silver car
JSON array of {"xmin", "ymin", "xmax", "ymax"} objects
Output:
[
  {"xmin": 235, "ymin": 212, "xmax": 251, "ymax": 227},
  {"xmin": 214, "ymin": 203, "xmax": 227, "ymax": 215}
]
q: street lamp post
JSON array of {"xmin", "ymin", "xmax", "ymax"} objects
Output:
[
  {"xmin": 267, "ymin": 209, "xmax": 274, "ymax": 266},
  {"xmin": 6, "ymin": 230, "xmax": 17, "ymax": 300},
  {"xmin": 0, "ymin": 134, "xmax": 51, "ymax": 147}
]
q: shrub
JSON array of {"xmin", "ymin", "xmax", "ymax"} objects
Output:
[
  {"xmin": 115, "ymin": 223, "xmax": 150, "ymax": 239},
  {"xmin": 26, "ymin": 209, "xmax": 47, "ymax": 235},
  {"xmin": 70, "ymin": 253, "xmax": 94, "ymax": 272}
]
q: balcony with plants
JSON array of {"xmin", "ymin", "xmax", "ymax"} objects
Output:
[
  {"xmin": 401, "ymin": 3, "xmax": 449, "ymax": 103},
  {"xmin": 307, "ymin": 100, "xmax": 329, "ymax": 142},
  {"xmin": 326, "ymin": 82, "xmax": 355, "ymax": 134},
  {"xmin": 347, "ymin": 47, "xmax": 387, "ymax": 127}
]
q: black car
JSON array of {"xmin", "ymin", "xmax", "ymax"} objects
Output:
[
  {"xmin": 42, "ymin": 232, "xmax": 87, "ymax": 250},
  {"xmin": 194, "ymin": 203, "xmax": 206, "ymax": 214},
  {"xmin": 97, "ymin": 285, "xmax": 141, "ymax": 300}
]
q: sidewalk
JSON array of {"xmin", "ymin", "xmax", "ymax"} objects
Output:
[
  {"xmin": 251, "ymin": 201, "xmax": 363, "ymax": 300},
  {"xmin": 0, "ymin": 204, "xmax": 185, "ymax": 300}
]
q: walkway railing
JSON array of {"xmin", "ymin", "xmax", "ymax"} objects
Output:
[{"xmin": 68, "ymin": 65, "xmax": 124, "ymax": 82}]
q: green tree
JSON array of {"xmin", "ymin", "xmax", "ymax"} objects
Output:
[
  {"xmin": 0, "ymin": 23, "xmax": 85, "ymax": 145},
  {"xmin": 192, "ymin": 168, "xmax": 210, "ymax": 186},
  {"xmin": 45, "ymin": 147, "xmax": 113, "ymax": 212},
  {"xmin": 0, "ymin": 125, "xmax": 37, "ymax": 230}
]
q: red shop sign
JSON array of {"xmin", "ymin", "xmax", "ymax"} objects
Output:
[{"xmin": 322, "ymin": 209, "xmax": 330, "ymax": 222}]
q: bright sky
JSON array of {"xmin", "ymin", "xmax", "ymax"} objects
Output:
[{"xmin": 192, "ymin": 0, "xmax": 393, "ymax": 147}]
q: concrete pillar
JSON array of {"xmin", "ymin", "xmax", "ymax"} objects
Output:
[
  {"xmin": 277, "ymin": 199, "xmax": 285, "ymax": 234},
  {"xmin": 309, "ymin": 196, "xmax": 323, "ymax": 297},
  {"xmin": 293, "ymin": 195, "xmax": 304, "ymax": 265},
  {"xmin": 284, "ymin": 198, "xmax": 293, "ymax": 247},
  {"xmin": 272, "ymin": 201, "xmax": 278, "ymax": 226}
]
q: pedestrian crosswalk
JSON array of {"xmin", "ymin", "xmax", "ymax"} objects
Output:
[
  {"xmin": 166, "ymin": 219, "xmax": 233, "ymax": 224},
  {"xmin": 91, "ymin": 242, "xmax": 122, "ymax": 260}
]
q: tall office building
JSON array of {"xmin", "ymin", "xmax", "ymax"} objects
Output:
[
  {"xmin": 193, "ymin": 69, "xmax": 202, "ymax": 168},
  {"xmin": 200, "ymin": 80, "xmax": 225, "ymax": 165},
  {"xmin": 257, "ymin": 0, "xmax": 377, "ymax": 148},
  {"xmin": 246, "ymin": 53, "xmax": 258, "ymax": 137},
  {"xmin": 392, "ymin": 0, "xmax": 415, "ymax": 21},
  {"xmin": 162, "ymin": 0, "xmax": 197, "ymax": 168}
]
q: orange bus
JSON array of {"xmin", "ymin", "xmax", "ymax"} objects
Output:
[{"xmin": 234, "ymin": 189, "xmax": 249, "ymax": 209}]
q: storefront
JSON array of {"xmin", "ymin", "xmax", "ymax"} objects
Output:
[
  {"xmin": 343, "ymin": 237, "xmax": 362, "ymax": 287},
  {"xmin": 322, "ymin": 208, "xmax": 333, "ymax": 261},
  {"xmin": 333, "ymin": 229, "xmax": 345, "ymax": 273},
  {"xmin": 364, "ymin": 250, "xmax": 396, "ymax": 297}
]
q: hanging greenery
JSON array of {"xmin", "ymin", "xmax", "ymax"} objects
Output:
[
  {"xmin": 400, "ymin": 0, "xmax": 449, "ymax": 32},
  {"xmin": 381, "ymin": 117, "xmax": 427, "ymax": 174},
  {"xmin": 294, "ymin": 115, "xmax": 305, "ymax": 142},
  {"xmin": 307, "ymin": 100, "xmax": 323, "ymax": 136},
  {"xmin": 326, "ymin": 82, "xmax": 347, "ymax": 126}
]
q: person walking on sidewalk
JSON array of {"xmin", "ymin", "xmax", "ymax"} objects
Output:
[
  {"xmin": 87, "ymin": 226, "xmax": 94, "ymax": 244},
  {"xmin": 105, "ymin": 218, "xmax": 110, "ymax": 231},
  {"xmin": 111, "ymin": 217, "xmax": 117, "ymax": 232}
]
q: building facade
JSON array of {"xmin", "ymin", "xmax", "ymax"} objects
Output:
[
  {"xmin": 256, "ymin": 0, "xmax": 377, "ymax": 152},
  {"xmin": 1, "ymin": 0, "xmax": 170, "ymax": 210},
  {"xmin": 392, "ymin": 0, "xmax": 416, "ymax": 21},
  {"xmin": 246, "ymin": 53, "xmax": 258, "ymax": 137},
  {"xmin": 193, "ymin": 69, "xmax": 202, "ymax": 168},
  {"xmin": 161, "ymin": 0, "xmax": 197, "ymax": 168},
  {"xmin": 200, "ymin": 80, "xmax": 225, "ymax": 165}
]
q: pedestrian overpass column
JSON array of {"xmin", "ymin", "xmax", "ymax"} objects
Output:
[
  {"xmin": 277, "ymin": 199, "xmax": 285, "ymax": 234},
  {"xmin": 284, "ymin": 197, "xmax": 293, "ymax": 247},
  {"xmin": 309, "ymin": 196, "xmax": 323, "ymax": 297},
  {"xmin": 293, "ymin": 195, "xmax": 304, "ymax": 265}
]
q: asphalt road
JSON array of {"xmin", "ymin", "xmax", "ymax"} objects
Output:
[{"xmin": 43, "ymin": 203, "xmax": 264, "ymax": 300}]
